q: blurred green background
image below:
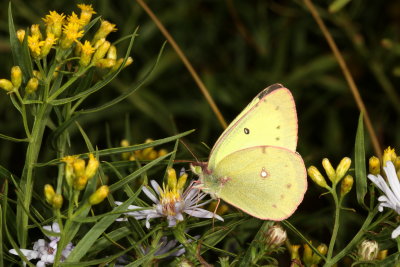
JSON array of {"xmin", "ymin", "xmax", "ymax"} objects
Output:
[{"xmin": 1, "ymin": 0, "xmax": 399, "ymax": 257}]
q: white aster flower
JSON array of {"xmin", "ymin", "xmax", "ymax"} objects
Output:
[
  {"xmin": 115, "ymin": 168, "xmax": 223, "ymax": 228},
  {"xmin": 9, "ymin": 222, "xmax": 74, "ymax": 266},
  {"xmin": 368, "ymin": 161, "xmax": 400, "ymax": 238}
]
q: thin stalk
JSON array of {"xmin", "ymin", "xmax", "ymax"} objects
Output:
[
  {"xmin": 324, "ymin": 207, "xmax": 378, "ymax": 267},
  {"xmin": 327, "ymin": 190, "xmax": 341, "ymax": 259},
  {"xmin": 17, "ymin": 103, "xmax": 52, "ymax": 247},
  {"xmin": 135, "ymin": 0, "xmax": 227, "ymax": 129},
  {"xmin": 303, "ymin": 0, "xmax": 382, "ymax": 157}
]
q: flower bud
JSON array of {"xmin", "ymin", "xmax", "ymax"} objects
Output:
[
  {"xmin": 303, "ymin": 243, "xmax": 313, "ymax": 265},
  {"xmin": 111, "ymin": 57, "xmax": 133, "ymax": 72},
  {"xmin": 62, "ymin": 155, "xmax": 77, "ymax": 187},
  {"xmin": 266, "ymin": 225, "xmax": 287, "ymax": 248},
  {"xmin": 383, "ymin": 147, "xmax": 396, "ymax": 167},
  {"xmin": 290, "ymin": 244, "xmax": 301, "ymax": 260},
  {"xmin": 158, "ymin": 149, "xmax": 168, "ymax": 157},
  {"xmin": 377, "ymin": 249, "xmax": 388, "ymax": 260},
  {"xmin": 340, "ymin": 175, "xmax": 354, "ymax": 197},
  {"xmin": 91, "ymin": 41, "xmax": 111, "ymax": 63},
  {"xmin": 79, "ymin": 40, "xmax": 95, "ymax": 67},
  {"xmin": 74, "ymin": 175, "xmax": 88, "ymax": 191},
  {"xmin": 322, "ymin": 158, "xmax": 336, "ymax": 182},
  {"xmin": 73, "ymin": 158, "xmax": 86, "ymax": 178},
  {"xmin": 358, "ymin": 240, "xmax": 378, "ymax": 261},
  {"xmin": 95, "ymin": 58, "xmax": 116, "ymax": 68},
  {"xmin": 335, "ymin": 157, "xmax": 351, "ymax": 183},
  {"xmin": 369, "ymin": 156, "xmax": 380, "ymax": 175},
  {"xmin": 0, "ymin": 79, "xmax": 14, "ymax": 92},
  {"xmin": 25, "ymin": 77, "xmax": 39, "ymax": 94},
  {"xmin": 312, "ymin": 243, "xmax": 328, "ymax": 264},
  {"xmin": 44, "ymin": 184, "xmax": 56, "ymax": 204},
  {"xmin": 40, "ymin": 33, "xmax": 57, "ymax": 57},
  {"xmin": 167, "ymin": 168, "xmax": 177, "ymax": 190},
  {"xmin": 89, "ymin": 185, "xmax": 109, "ymax": 205},
  {"xmin": 92, "ymin": 20, "xmax": 117, "ymax": 43},
  {"xmin": 85, "ymin": 154, "xmax": 99, "ymax": 179},
  {"xmin": 307, "ymin": 166, "xmax": 329, "ymax": 189},
  {"xmin": 11, "ymin": 66, "xmax": 22, "ymax": 89},
  {"xmin": 30, "ymin": 24, "xmax": 42, "ymax": 40},
  {"xmin": 177, "ymin": 173, "xmax": 188, "ymax": 191},
  {"xmin": 107, "ymin": 45, "xmax": 117, "ymax": 60},
  {"xmin": 16, "ymin": 29, "xmax": 25, "ymax": 43},
  {"xmin": 77, "ymin": 4, "xmax": 96, "ymax": 26},
  {"xmin": 52, "ymin": 194, "xmax": 63, "ymax": 209}
]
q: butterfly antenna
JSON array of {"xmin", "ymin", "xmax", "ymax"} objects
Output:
[{"xmin": 179, "ymin": 139, "xmax": 200, "ymax": 162}]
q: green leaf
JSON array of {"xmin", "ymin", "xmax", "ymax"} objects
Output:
[
  {"xmin": 0, "ymin": 133, "xmax": 28, "ymax": 143},
  {"xmin": 355, "ymin": 113, "xmax": 368, "ymax": 210}
]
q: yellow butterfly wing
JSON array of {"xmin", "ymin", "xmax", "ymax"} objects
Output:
[
  {"xmin": 211, "ymin": 146, "xmax": 307, "ymax": 220},
  {"xmin": 208, "ymin": 84, "xmax": 298, "ymax": 170}
]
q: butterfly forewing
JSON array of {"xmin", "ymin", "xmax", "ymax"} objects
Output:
[
  {"xmin": 208, "ymin": 85, "xmax": 298, "ymax": 169},
  {"xmin": 212, "ymin": 146, "xmax": 307, "ymax": 220}
]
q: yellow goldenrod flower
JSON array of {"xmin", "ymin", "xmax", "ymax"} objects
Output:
[
  {"xmin": 40, "ymin": 32, "xmax": 57, "ymax": 57},
  {"xmin": 95, "ymin": 58, "xmax": 116, "ymax": 68},
  {"xmin": 61, "ymin": 155, "xmax": 78, "ymax": 186},
  {"xmin": 85, "ymin": 154, "xmax": 99, "ymax": 179},
  {"xmin": 11, "ymin": 66, "xmax": 22, "ymax": 89},
  {"xmin": 66, "ymin": 12, "xmax": 83, "ymax": 27},
  {"xmin": 322, "ymin": 158, "xmax": 336, "ymax": 182},
  {"xmin": 335, "ymin": 157, "xmax": 351, "ymax": 183},
  {"xmin": 25, "ymin": 77, "xmax": 39, "ymax": 94},
  {"xmin": 377, "ymin": 249, "xmax": 388, "ymax": 260},
  {"xmin": 89, "ymin": 185, "xmax": 109, "ymax": 205},
  {"xmin": 52, "ymin": 194, "xmax": 63, "ymax": 209},
  {"xmin": 0, "ymin": 79, "xmax": 14, "ymax": 92},
  {"xmin": 77, "ymin": 4, "xmax": 96, "ymax": 27},
  {"xmin": 383, "ymin": 146, "xmax": 396, "ymax": 167},
  {"xmin": 358, "ymin": 240, "xmax": 378, "ymax": 261},
  {"xmin": 303, "ymin": 243, "xmax": 313, "ymax": 265},
  {"xmin": 93, "ymin": 38, "xmax": 106, "ymax": 49},
  {"xmin": 74, "ymin": 175, "xmax": 88, "ymax": 191},
  {"xmin": 16, "ymin": 29, "xmax": 25, "ymax": 43},
  {"xmin": 44, "ymin": 184, "xmax": 56, "ymax": 204},
  {"xmin": 369, "ymin": 156, "xmax": 380, "ymax": 175},
  {"xmin": 307, "ymin": 166, "xmax": 329, "ymax": 189},
  {"xmin": 91, "ymin": 40, "xmax": 111, "ymax": 63},
  {"xmin": 167, "ymin": 168, "xmax": 177, "ymax": 190},
  {"xmin": 312, "ymin": 243, "xmax": 328, "ymax": 264},
  {"xmin": 79, "ymin": 40, "xmax": 95, "ymax": 66},
  {"xmin": 265, "ymin": 225, "xmax": 287, "ymax": 248},
  {"xmin": 30, "ymin": 24, "xmax": 42, "ymax": 40},
  {"xmin": 60, "ymin": 22, "xmax": 84, "ymax": 49},
  {"xmin": 340, "ymin": 175, "xmax": 354, "ymax": 197},
  {"xmin": 92, "ymin": 20, "xmax": 117, "ymax": 43},
  {"xmin": 290, "ymin": 244, "xmax": 301, "ymax": 261},
  {"xmin": 120, "ymin": 139, "xmax": 131, "ymax": 160},
  {"xmin": 42, "ymin": 11, "xmax": 65, "ymax": 38},
  {"xmin": 28, "ymin": 35, "xmax": 45, "ymax": 59},
  {"xmin": 107, "ymin": 45, "xmax": 117, "ymax": 60},
  {"xmin": 111, "ymin": 57, "xmax": 134, "ymax": 72},
  {"xmin": 73, "ymin": 158, "xmax": 86, "ymax": 178}
]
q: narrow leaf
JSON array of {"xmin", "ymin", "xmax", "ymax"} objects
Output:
[{"xmin": 355, "ymin": 113, "xmax": 368, "ymax": 210}]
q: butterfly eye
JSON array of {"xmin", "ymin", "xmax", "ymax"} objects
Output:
[{"xmin": 244, "ymin": 128, "xmax": 250, "ymax": 134}]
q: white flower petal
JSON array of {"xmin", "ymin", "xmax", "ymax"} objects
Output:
[
  {"xmin": 51, "ymin": 222, "xmax": 60, "ymax": 233},
  {"xmin": 36, "ymin": 261, "xmax": 46, "ymax": 267},
  {"xmin": 384, "ymin": 162, "xmax": 400, "ymax": 204},
  {"xmin": 150, "ymin": 180, "xmax": 162, "ymax": 195},
  {"xmin": 9, "ymin": 249, "xmax": 40, "ymax": 260},
  {"xmin": 184, "ymin": 208, "xmax": 223, "ymax": 221},
  {"xmin": 142, "ymin": 186, "xmax": 159, "ymax": 204},
  {"xmin": 392, "ymin": 225, "xmax": 400, "ymax": 238}
]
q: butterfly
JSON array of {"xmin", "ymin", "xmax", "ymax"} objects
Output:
[{"xmin": 192, "ymin": 84, "xmax": 307, "ymax": 220}]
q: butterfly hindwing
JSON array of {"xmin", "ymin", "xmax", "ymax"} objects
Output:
[{"xmin": 212, "ymin": 146, "xmax": 307, "ymax": 220}]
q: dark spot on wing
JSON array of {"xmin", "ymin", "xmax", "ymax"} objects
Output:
[
  {"xmin": 286, "ymin": 184, "xmax": 292, "ymax": 189},
  {"xmin": 244, "ymin": 128, "xmax": 250, "ymax": 134},
  {"xmin": 272, "ymin": 204, "xmax": 277, "ymax": 208},
  {"xmin": 275, "ymin": 106, "xmax": 279, "ymax": 110},
  {"xmin": 276, "ymin": 137, "xmax": 280, "ymax": 141},
  {"xmin": 276, "ymin": 125, "xmax": 280, "ymax": 129}
]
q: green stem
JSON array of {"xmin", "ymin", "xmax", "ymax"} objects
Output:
[
  {"xmin": 327, "ymin": 189, "xmax": 341, "ymax": 260},
  {"xmin": 16, "ymin": 103, "xmax": 52, "ymax": 247},
  {"xmin": 324, "ymin": 207, "xmax": 378, "ymax": 267}
]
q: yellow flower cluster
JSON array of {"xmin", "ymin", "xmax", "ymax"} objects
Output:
[
  {"xmin": 121, "ymin": 139, "xmax": 168, "ymax": 161},
  {"xmin": 44, "ymin": 184, "xmax": 63, "ymax": 209},
  {"xmin": 0, "ymin": 66, "xmax": 39, "ymax": 94},
  {"xmin": 369, "ymin": 146, "xmax": 400, "ymax": 178},
  {"xmin": 307, "ymin": 157, "xmax": 353, "ymax": 196},
  {"xmin": 61, "ymin": 153, "xmax": 99, "ymax": 191},
  {"xmin": 18, "ymin": 4, "xmax": 132, "ymax": 69}
]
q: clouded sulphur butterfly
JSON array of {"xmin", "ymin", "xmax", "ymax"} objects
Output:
[{"xmin": 192, "ymin": 83, "xmax": 307, "ymax": 220}]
